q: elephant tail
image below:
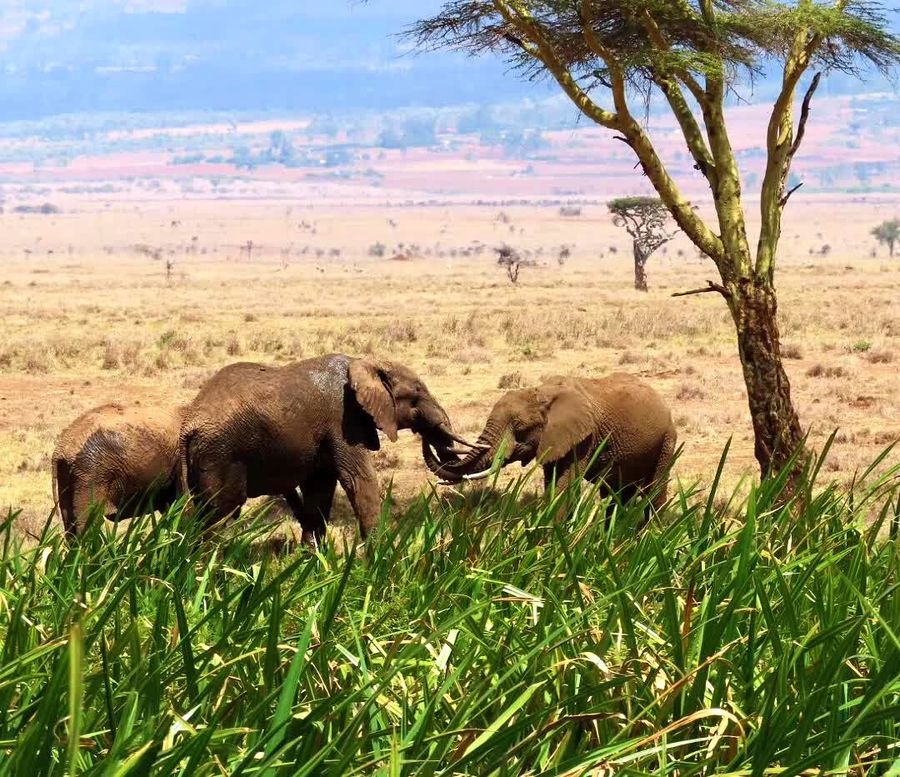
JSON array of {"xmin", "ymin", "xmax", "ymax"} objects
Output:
[
  {"xmin": 650, "ymin": 428, "xmax": 679, "ymax": 512},
  {"xmin": 176, "ymin": 428, "xmax": 196, "ymax": 501},
  {"xmin": 53, "ymin": 456, "xmax": 78, "ymax": 537}
]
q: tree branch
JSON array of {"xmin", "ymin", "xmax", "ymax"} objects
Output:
[
  {"xmin": 639, "ymin": 9, "xmax": 706, "ymax": 105},
  {"xmin": 789, "ymin": 71, "xmax": 821, "ymax": 160},
  {"xmin": 492, "ymin": 0, "xmax": 620, "ymax": 130},
  {"xmin": 497, "ymin": 0, "xmax": 724, "ymax": 266},
  {"xmin": 757, "ymin": 28, "xmax": 823, "ymax": 280},
  {"xmin": 579, "ymin": 0, "xmax": 628, "ymax": 116},
  {"xmin": 636, "ymin": 10, "xmax": 717, "ymax": 185},
  {"xmin": 780, "ymin": 181, "xmax": 803, "ymax": 207},
  {"xmin": 672, "ymin": 280, "xmax": 730, "ymax": 299}
]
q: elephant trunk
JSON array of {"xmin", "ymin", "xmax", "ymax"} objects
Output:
[
  {"xmin": 419, "ymin": 408, "xmax": 480, "ymax": 473},
  {"xmin": 426, "ymin": 422, "xmax": 508, "ymax": 484}
]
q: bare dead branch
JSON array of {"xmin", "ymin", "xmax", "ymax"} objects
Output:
[
  {"xmin": 780, "ymin": 181, "xmax": 804, "ymax": 207},
  {"xmin": 789, "ymin": 71, "xmax": 822, "ymax": 159},
  {"xmin": 503, "ymin": 32, "xmax": 527, "ymax": 51},
  {"xmin": 672, "ymin": 280, "xmax": 730, "ymax": 299}
]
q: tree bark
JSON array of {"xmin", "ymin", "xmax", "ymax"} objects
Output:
[
  {"xmin": 633, "ymin": 241, "xmax": 648, "ymax": 292},
  {"xmin": 729, "ymin": 277, "xmax": 805, "ymax": 482}
]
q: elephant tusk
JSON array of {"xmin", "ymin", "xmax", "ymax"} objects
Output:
[
  {"xmin": 462, "ymin": 469, "xmax": 494, "ymax": 482},
  {"xmin": 442, "ymin": 430, "xmax": 481, "ymax": 449}
]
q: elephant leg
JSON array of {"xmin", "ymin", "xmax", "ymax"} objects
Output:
[
  {"xmin": 72, "ymin": 480, "xmax": 113, "ymax": 535},
  {"xmin": 296, "ymin": 473, "xmax": 336, "ymax": 548},
  {"xmin": 336, "ymin": 454, "xmax": 382, "ymax": 540},
  {"xmin": 649, "ymin": 431, "xmax": 677, "ymax": 514},
  {"xmin": 196, "ymin": 462, "xmax": 247, "ymax": 530},
  {"xmin": 544, "ymin": 462, "xmax": 577, "ymax": 524}
]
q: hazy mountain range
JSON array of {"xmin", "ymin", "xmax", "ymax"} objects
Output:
[
  {"xmin": 0, "ymin": 0, "xmax": 550, "ymax": 120},
  {"xmin": 0, "ymin": 0, "xmax": 894, "ymax": 122}
]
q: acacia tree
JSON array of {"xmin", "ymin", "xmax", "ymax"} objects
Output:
[
  {"xmin": 410, "ymin": 1, "xmax": 899, "ymax": 483},
  {"xmin": 871, "ymin": 218, "xmax": 900, "ymax": 257},
  {"xmin": 608, "ymin": 196, "xmax": 677, "ymax": 291}
]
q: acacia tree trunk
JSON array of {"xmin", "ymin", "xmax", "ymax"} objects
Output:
[
  {"xmin": 728, "ymin": 277, "xmax": 805, "ymax": 478},
  {"xmin": 632, "ymin": 241, "xmax": 648, "ymax": 292}
]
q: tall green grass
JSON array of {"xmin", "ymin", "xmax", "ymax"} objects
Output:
[{"xmin": 0, "ymin": 447, "xmax": 898, "ymax": 775}]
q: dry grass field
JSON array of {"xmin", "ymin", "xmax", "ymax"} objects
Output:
[{"xmin": 1, "ymin": 195, "xmax": 898, "ymax": 537}]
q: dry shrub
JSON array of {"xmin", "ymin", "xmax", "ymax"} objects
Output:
[
  {"xmin": 158, "ymin": 330, "xmax": 192, "ymax": 353},
  {"xmin": 382, "ymin": 319, "xmax": 418, "ymax": 345},
  {"xmin": 498, "ymin": 371, "xmax": 524, "ymax": 389},
  {"xmin": 244, "ymin": 312, "xmax": 259, "ymax": 323},
  {"xmin": 865, "ymin": 350, "xmax": 893, "ymax": 364},
  {"xmin": 24, "ymin": 353, "xmax": 50, "ymax": 374},
  {"xmin": 226, "ymin": 336, "xmax": 243, "ymax": 356},
  {"xmin": 247, "ymin": 334, "xmax": 290, "ymax": 356},
  {"xmin": 153, "ymin": 350, "xmax": 173, "ymax": 372},
  {"xmin": 782, "ymin": 343, "xmax": 803, "ymax": 360},
  {"xmin": 373, "ymin": 449, "xmax": 401, "ymax": 471},
  {"xmin": 455, "ymin": 346, "xmax": 492, "ymax": 364},
  {"xmin": 618, "ymin": 351, "xmax": 642, "ymax": 365},
  {"xmin": 676, "ymin": 383, "xmax": 705, "ymax": 401},
  {"xmin": 101, "ymin": 343, "xmax": 121, "ymax": 371},
  {"xmin": 806, "ymin": 364, "xmax": 848, "ymax": 379}
]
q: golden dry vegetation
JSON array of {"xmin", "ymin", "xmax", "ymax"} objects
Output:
[{"xmin": 1, "ymin": 196, "xmax": 898, "ymax": 536}]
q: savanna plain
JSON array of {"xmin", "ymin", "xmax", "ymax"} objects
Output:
[
  {"xmin": 1, "ymin": 196, "xmax": 898, "ymax": 531},
  {"xmin": 0, "ymin": 194, "xmax": 899, "ymax": 774}
]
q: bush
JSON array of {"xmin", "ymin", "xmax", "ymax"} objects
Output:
[{"xmin": 1, "ymin": 450, "xmax": 898, "ymax": 774}]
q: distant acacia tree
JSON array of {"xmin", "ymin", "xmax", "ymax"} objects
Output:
[
  {"xmin": 496, "ymin": 244, "xmax": 523, "ymax": 283},
  {"xmin": 411, "ymin": 1, "xmax": 900, "ymax": 488},
  {"xmin": 608, "ymin": 196, "xmax": 676, "ymax": 291},
  {"xmin": 871, "ymin": 218, "xmax": 900, "ymax": 257}
]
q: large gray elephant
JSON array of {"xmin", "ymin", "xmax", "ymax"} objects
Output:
[
  {"xmin": 427, "ymin": 373, "xmax": 677, "ymax": 514},
  {"xmin": 178, "ymin": 354, "xmax": 470, "ymax": 543},
  {"xmin": 52, "ymin": 403, "xmax": 182, "ymax": 536}
]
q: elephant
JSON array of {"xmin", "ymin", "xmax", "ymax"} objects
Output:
[
  {"xmin": 178, "ymin": 354, "xmax": 471, "ymax": 544},
  {"xmin": 426, "ymin": 373, "xmax": 677, "ymax": 517},
  {"xmin": 52, "ymin": 403, "xmax": 182, "ymax": 536}
]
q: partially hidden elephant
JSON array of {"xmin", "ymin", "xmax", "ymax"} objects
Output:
[
  {"xmin": 52, "ymin": 403, "xmax": 183, "ymax": 536},
  {"xmin": 427, "ymin": 373, "xmax": 677, "ymax": 515},
  {"xmin": 178, "ymin": 354, "xmax": 471, "ymax": 544}
]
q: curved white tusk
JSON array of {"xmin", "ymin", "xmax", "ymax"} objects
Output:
[{"xmin": 462, "ymin": 469, "xmax": 494, "ymax": 482}]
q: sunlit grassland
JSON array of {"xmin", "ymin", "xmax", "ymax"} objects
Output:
[{"xmin": 0, "ymin": 445, "xmax": 898, "ymax": 775}]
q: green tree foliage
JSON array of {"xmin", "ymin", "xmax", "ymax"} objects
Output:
[{"xmin": 409, "ymin": 0, "xmax": 900, "ymax": 484}]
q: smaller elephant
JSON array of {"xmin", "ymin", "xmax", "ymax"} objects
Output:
[
  {"xmin": 52, "ymin": 403, "xmax": 182, "ymax": 536},
  {"xmin": 427, "ymin": 373, "xmax": 677, "ymax": 516}
]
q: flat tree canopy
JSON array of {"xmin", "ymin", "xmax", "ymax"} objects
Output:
[
  {"xmin": 608, "ymin": 196, "xmax": 676, "ymax": 290},
  {"xmin": 410, "ymin": 1, "xmax": 900, "ymax": 484},
  {"xmin": 871, "ymin": 217, "xmax": 900, "ymax": 256}
]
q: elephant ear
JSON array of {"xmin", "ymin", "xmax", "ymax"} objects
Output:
[
  {"xmin": 349, "ymin": 359, "xmax": 398, "ymax": 442},
  {"xmin": 538, "ymin": 387, "xmax": 599, "ymax": 465}
]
